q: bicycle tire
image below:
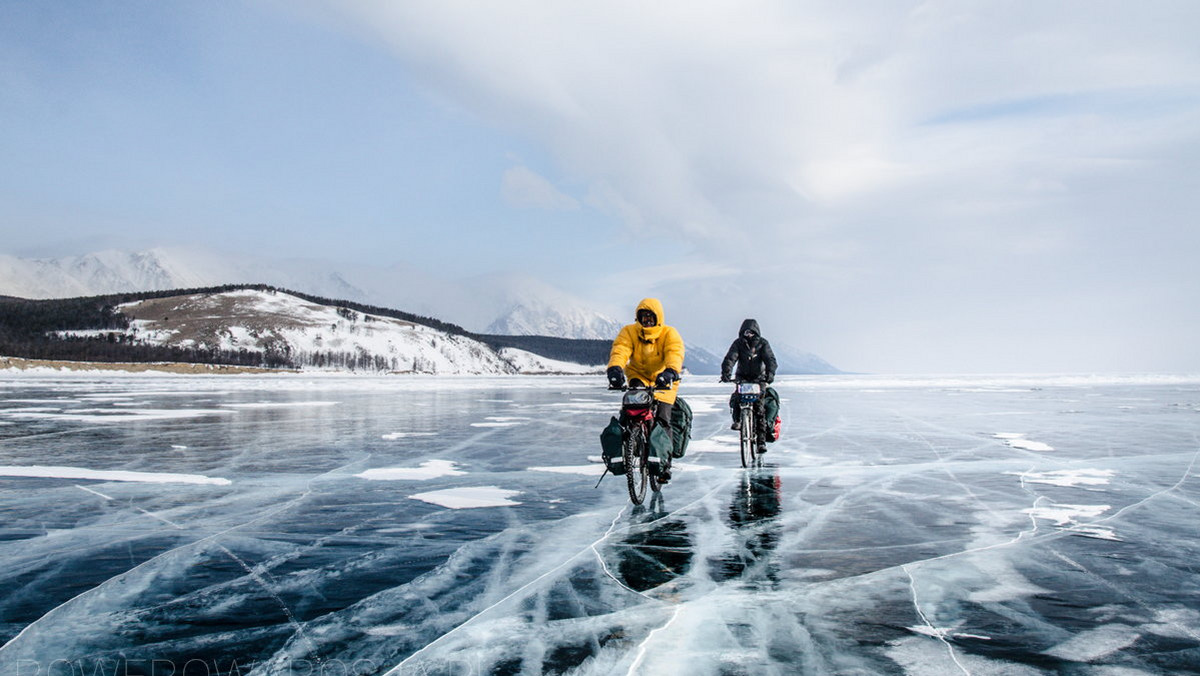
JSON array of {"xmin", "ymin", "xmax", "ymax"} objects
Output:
[
  {"xmin": 624, "ymin": 423, "xmax": 649, "ymax": 504},
  {"xmin": 740, "ymin": 406, "xmax": 755, "ymax": 468}
]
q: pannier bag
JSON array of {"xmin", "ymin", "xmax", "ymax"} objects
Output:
[
  {"xmin": 600, "ymin": 416, "xmax": 625, "ymax": 474},
  {"xmin": 670, "ymin": 396, "xmax": 693, "ymax": 458},
  {"xmin": 763, "ymin": 387, "xmax": 782, "ymax": 442},
  {"xmin": 648, "ymin": 423, "xmax": 673, "ymax": 464}
]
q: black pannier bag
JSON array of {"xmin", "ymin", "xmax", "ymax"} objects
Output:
[
  {"xmin": 600, "ymin": 416, "xmax": 625, "ymax": 474},
  {"xmin": 670, "ymin": 396, "xmax": 692, "ymax": 458}
]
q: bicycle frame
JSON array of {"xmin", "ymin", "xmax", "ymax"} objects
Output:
[
  {"xmin": 735, "ymin": 380, "xmax": 765, "ymax": 468},
  {"xmin": 611, "ymin": 384, "xmax": 664, "ymax": 504}
]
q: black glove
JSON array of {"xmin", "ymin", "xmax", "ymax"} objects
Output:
[
  {"xmin": 655, "ymin": 368, "xmax": 679, "ymax": 389},
  {"xmin": 765, "ymin": 373, "xmax": 774, "ymax": 384},
  {"xmin": 607, "ymin": 366, "xmax": 626, "ymax": 389},
  {"xmin": 719, "ymin": 374, "xmax": 731, "ymax": 383}
]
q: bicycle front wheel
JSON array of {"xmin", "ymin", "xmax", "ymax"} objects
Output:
[
  {"xmin": 624, "ymin": 424, "xmax": 649, "ymax": 505},
  {"xmin": 739, "ymin": 407, "xmax": 755, "ymax": 468}
]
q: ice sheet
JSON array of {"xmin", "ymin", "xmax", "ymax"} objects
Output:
[{"xmin": 0, "ymin": 373, "xmax": 1197, "ymax": 675}]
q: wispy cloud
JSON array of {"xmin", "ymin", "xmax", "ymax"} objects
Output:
[{"xmin": 501, "ymin": 166, "xmax": 578, "ymax": 211}]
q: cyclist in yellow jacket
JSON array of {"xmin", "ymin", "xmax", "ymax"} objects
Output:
[{"xmin": 607, "ymin": 298, "xmax": 685, "ymax": 482}]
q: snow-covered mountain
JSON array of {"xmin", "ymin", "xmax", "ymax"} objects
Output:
[
  {"xmin": 55, "ymin": 288, "xmax": 602, "ymax": 375},
  {"xmin": 772, "ymin": 342, "xmax": 844, "ymax": 375},
  {"xmin": 0, "ymin": 248, "xmax": 619, "ymax": 340},
  {"xmin": 696, "ymin": 340, "xmax": 842, "ymax": 375},
  {"xmin": 477, "ymin": 274, "xmax": 622, "ymax": 340}
]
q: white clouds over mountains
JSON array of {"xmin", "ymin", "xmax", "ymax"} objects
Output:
[
  {"xmin": 4, "ymin": 1, "xmax": 1198, "ymax": 371},
  {"xmin": 320, "ymin": 0, "xmax": 1200, "ymax": 372}
]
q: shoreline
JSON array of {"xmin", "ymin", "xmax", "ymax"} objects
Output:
[{"xmin": 0, "ymin": 355, "xmax": 295, "ymax": 375}]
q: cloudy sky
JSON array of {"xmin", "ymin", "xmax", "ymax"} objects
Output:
[{"xmin": 2, "ymin": 1, "xmax": 1198, "ymax": 373}]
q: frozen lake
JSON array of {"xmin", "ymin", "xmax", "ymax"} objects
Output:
[{"xmin": 1, "ymin": 372, "xmax": 1198, "ymax": 675}]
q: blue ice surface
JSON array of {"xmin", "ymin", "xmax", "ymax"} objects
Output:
[{"xmin": 0, "ymin": 372, "xmax": 1198, "ymax": 675}]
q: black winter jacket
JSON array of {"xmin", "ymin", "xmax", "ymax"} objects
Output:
[{"xmin": 721, "ymin": 319, "xmax": 777, "ymax": 383}]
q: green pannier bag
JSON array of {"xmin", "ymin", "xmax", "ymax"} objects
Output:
[
  {"xmin": 600, "ymin": 416, "xmax": 625, "ymax": 474},
  {"xmin": 762, "ymin": 387, "xmax": 781, "ymax": 441},
  {"xmin": 670, "ymin": 396, "xmax": 692, "ymax": 458},
  {"xmin": 648, "ymin": 422, "xmax": 673, "ymax": 464}
]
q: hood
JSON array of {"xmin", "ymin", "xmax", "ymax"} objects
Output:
[
  {"xmin": 636, "ymin": 298, "xmax": 665, "ymax": 326},
  {"xmin": 739, "ymin": 318, "xmax": 760, "ymax": 338}
]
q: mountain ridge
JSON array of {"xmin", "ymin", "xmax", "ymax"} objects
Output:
[
  {"xmin": 0, "ymin": 285, "xmax": 604, "ymax": 374},
  {"xmin": 0, "ymin": 248, "xmax": 621, "ymax": 342},
  {"xmin": 0, "ymin": 247, "xmax": 842, "ymax": 374}
]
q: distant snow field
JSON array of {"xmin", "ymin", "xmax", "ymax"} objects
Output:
[{"xmin": 0, "ymin": 464, "xmax": 231, "ymax": 485}]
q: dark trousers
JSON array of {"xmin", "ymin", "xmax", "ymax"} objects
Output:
[
  {"xmin": 656, "ymin": 402, "xmax": 674, "ymax": 462},
  {"xmin": 656, "ymin": 402, "xmax": 673, "ymax": 429}
]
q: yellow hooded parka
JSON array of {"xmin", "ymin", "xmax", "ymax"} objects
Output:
[{"xmin": 607, "ymin": 298, "xmax": 685, "ymax": 404}]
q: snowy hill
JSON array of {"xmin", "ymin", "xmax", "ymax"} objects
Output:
[
  {"xmin": 52, "ymin": 288, "xmax": 603, "ymax": 375},
  {"xmin": 0, "ymin": 248, "xmax": 620, "ymax": 340}
]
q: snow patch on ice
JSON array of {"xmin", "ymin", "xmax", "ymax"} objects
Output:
[
  {"xmin": 907, "ymin": 625, "xmax": 991, "ymax": 641},
  {"xmin": 381, "ymin": 432, "xmax": 437, "ymax": 440},
  {"xmin": 364, "ymin": 625, "xmax": 412, "ymax": 637},
  {"xmin": 995, "ymin": 433, "xmax": 1055, "ymax": 452},
  {"xmin": 1043, "ymin": 623, "xmax": 1141, "ymax": 662},
  {"xmin": 1023, "ymin": 503, "xmax": 1111, "ymax": 526},
  {"xmin": 356, "ymin": 460, "xmax": 466, "ymax": 481},
  {"xmin": 7, "ymin": 408, "xmax": 234, "ymax": 423},
  {"xmin": 1069, "ymin": 525, "xmax": 1122, "ymax": 541},
  {"xmin": 528, "ymin": 464, "xmax": 605, "ymax": 476},
  {"xmin": 1010, "ymin": 468, "xmax": 1115, "ymax": 487},
  {"xmin": 681, "ymin": 398, "xmax": 723, "ymax": 414},
  {"xmin": 408, "ymin": 486, "xmax": 522, "ymax": 509},
  {"xmin": 0, "ymin": 464, "xmax": 231, "ymax": 485},
  {"xmin": 686, "ymin": 438, "xmax": 739, "ymax": 454},
  {"xmin": 887, "ymin": 634, "xmax": 1043, "ymax": 676},
  {"xmin": 220, "ymin": 401, "xmax": 338, "ymax": 409},
  {"xmin": 1145, "ymin": 607, "xmax": 1200, "ymax": 639}
]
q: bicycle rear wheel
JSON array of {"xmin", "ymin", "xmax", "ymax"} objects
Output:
[{"xmin": 624, "ymin": 424, "xmax": 649, "ymax": 504}]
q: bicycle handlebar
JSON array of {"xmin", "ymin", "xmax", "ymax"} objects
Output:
[{"xmin": 609, "ymin": 383, "xmax": 661, "ymax": 393}]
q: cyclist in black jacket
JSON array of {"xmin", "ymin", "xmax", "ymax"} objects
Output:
[{"xmin": 720, "ymin": 319, "xmax": 777, "ymax": 429}]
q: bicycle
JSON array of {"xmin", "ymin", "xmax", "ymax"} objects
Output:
[
  {"xmin": 733, "ymin": 379, "xmax": 768, "ymax": 468},
  {"xmin": 609, "ymin": 383, "xmax": 668, "ymax": 505}
]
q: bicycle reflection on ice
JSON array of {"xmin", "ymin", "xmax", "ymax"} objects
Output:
[{"xmin": 715, "ymin": 466, "xmax": 783, "ymax": 586}]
